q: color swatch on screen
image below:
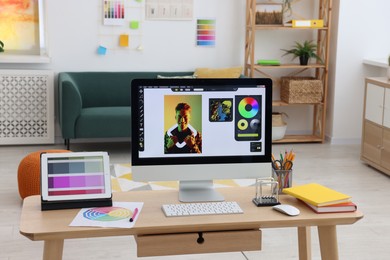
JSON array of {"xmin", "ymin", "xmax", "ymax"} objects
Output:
[
  {"xmin": 83, "ymin": 207, "xmax": 131, "ymax": 221},
  {"xmin": 238, "ymin": 97, "xmax": 259, "ymax": 118},
  {"xmin": 47, "ymin": 156, "xmax": 106, "ymax": 196},
  {"xmin": 103, "ymin": 0, "xmax": 125, "ymax": 26},
  {"xmin": 197, "ymin": 19, "xmax": 216, "ymax": 46},
  {"xmin": 235, "ymin": 95, "xmax": 262, "ymax": 141}
]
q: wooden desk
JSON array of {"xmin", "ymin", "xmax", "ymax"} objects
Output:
[{"xmin": 19, "ymin": 187, "xmax": 363, "ymax": 260}]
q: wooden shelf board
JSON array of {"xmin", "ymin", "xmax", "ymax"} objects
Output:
[
  {"xmin": 273, "ymin": 101, "xmax": 324, "ymax": 106},
  {"xmin": 250, "ymin": 64, "xmax": 325, "ymax": 69},
  {"xmin": 273, "ymin": 100, "xmax": 289, "ymax": 106},
  {"xmin": 272, "ymin": 135, "xmax": 323, "ymax": 144},
  {"xmin": 247, "ymin": 26, "xmax": 328, "ymax": 31}
]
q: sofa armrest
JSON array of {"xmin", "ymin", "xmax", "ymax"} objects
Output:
[{"xmin": 58, "ymin": 76, "xmax": 82, "ymax": 139}]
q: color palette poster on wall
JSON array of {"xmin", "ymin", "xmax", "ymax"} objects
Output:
[
  {"xmin": 196, "ymin": 19, "xmax": 216, "ymax": 47},
  {"xmin": 103, "ymin": 0, "xmax": 126, "ymax": 25},
  {"xmin": 145, "ymin": 0, "xmax": 193, "ymax": 20},
  {"xmin": 98, "ymin": 0, "xmax": 144, "ymax": 54}
]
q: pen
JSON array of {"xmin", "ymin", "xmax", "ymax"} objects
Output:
[{"xmin": 129, "ymin": 208, "xmax": 139, "ymax": 222}]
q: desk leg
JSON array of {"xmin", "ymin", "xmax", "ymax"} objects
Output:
[
  {"xmin": 43, "ymin": 239, "xmax": 64, "ymax": 260},
  {"xmin": 297, "ymin": 226, "xmax": 311, "ymax": 260},
  {"xmin": 318, "ymin": 225, "xmax": 338, "ymax": 260}
]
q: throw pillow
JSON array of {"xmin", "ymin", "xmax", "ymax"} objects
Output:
[{"xmin": 194, "ymin": 67, "xmax": 243, "ymax": 78}]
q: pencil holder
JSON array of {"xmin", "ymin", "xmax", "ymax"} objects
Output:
[{"xmin": 272, "ymin": 169, "xmax": 292, "ymax": 193}]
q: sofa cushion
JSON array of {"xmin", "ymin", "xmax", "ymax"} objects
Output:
[
  {"xmin": 75, "ymin": 107, "xmax": 131, "ymax": 138},
  {"xmin": 194, "ymin": 67, "xmax": 243, "ymax": 78}
]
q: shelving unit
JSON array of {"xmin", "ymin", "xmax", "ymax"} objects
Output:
[{"xmin": 245, "ymin": 0, "xmax": 332, "ymax": 143}]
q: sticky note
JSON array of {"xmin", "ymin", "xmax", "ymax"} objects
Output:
[
  {"xmin": 119, "ymin": 34, "xmax": 129, "ymax": 47},
  {"xmin": 97, "ymin": 45, "xmax": 107, "ymax": 55},
  {"xmin": 130, "ymin": 20, "xmax": 139, "ymax": 29}
]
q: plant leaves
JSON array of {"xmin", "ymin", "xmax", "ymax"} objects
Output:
[{"xmin": 281, "ymin": 40, "xmax": 323, "ymax": 63}]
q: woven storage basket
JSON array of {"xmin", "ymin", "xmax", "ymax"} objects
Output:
[{"xmin": 281, "ymin": 77, "xmax": 323, "ymax": 104}]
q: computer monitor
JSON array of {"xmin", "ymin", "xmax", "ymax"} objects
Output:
[{"xmin": 131, "ymin": 78, "xmax": 272, "ymax": 202}]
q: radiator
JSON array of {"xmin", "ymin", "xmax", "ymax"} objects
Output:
[{"xmin": 0, "ymin": 70, "xmax": 54, "ymax": 145}]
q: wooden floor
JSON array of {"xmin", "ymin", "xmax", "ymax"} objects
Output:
[{"xmin": 1, "ymin": 142, "xmax": 389, "ymax": 260}]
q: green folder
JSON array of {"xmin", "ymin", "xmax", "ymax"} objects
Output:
[{"xmin": 257, "ymin": 59, "xmax": 281, "ymax": 66}]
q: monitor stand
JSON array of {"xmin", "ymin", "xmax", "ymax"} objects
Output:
[{"xmin": 179, "ymin": 180, "xmax": 224, "ymax": 202}]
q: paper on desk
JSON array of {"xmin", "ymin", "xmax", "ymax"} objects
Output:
[{"xmin": 69, "ymin": 202, "xmax": 143, "ymax": 228}]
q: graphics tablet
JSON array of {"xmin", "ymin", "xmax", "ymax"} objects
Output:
[{"xmin": 40, "ymin": 152, "xmax": 112, "ymax": 210}]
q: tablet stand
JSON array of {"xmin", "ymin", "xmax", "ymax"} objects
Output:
[{"xmin": 41, "ymin": 197, "xmax": 112, "ymax": 211}]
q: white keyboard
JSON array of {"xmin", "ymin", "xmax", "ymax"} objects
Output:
[{"xmin": 162, "ymin": 201, "xmax": 243, "ymax": 217}]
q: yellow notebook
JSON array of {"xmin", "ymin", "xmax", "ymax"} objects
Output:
[{"xmin": 283, "ymin": 183, "xmax": 351, "ymax": 207}]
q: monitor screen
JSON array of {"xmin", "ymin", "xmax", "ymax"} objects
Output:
[{"xmin": 131, "ymin": 78, "xmax": 272, "ymax": 202}]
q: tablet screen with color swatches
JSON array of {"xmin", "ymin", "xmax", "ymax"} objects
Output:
[
  {"xmin": 47, "ymin": 158, "xmax": 105, "ymax": 196},
  {"xmin": 40, "ymin": 152, "xmax": 112, "ymax": 201}
]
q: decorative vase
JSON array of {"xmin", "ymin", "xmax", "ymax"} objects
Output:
[{"xmin": 272, "ymin": 112, "xmax": 288, "ymax": 141}]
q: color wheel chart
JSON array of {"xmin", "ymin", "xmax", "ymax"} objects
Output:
[
  {"xmin": 70, "ymin": 202, "xmax": 144, "ymax": 228},
  {"xmin": 197, "ymin": 19, "xmax": 216, "ymax": 46},
  {"xmin": 83, "ymin": 207, "xmax": 131, "ymax": 221}
]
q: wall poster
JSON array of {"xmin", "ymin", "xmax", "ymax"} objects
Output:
[
  {"xmin": 146, "ymin": 0, "xmax": 193, "ymax": 20},
  {"xmin": 103, "ymin": 0, "xmax": 126, "ymax": 26},
  {"xmin": 0, "ymin": 0, "xmax": 45, "ymax": 55},
  {"xmin": 196, "ymin": 19, "xmax": 216, "ymax": 47}
]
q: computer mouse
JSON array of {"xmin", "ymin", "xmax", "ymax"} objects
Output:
[{"xmin": 272, "ymin": 204, "xmax": 300, "ymax": 216}]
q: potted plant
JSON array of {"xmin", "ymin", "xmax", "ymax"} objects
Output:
[
  {"xmin": 281, "ymin": 40, "xmax": 323, "ymax": 65},
  {"xmin": 0, "ymin": 40, "xmax": 4, "ymax": 52}
]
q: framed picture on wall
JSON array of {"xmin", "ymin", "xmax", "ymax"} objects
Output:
[
  {"xmin": 255, "ymin": 3, "xmax": 283, "ymax": 25},
  {"xmin": 146, "ymin": 0, "xmax": 193, "ymax": 20},
  {"xmin": 0, "ymin": 0, "xmax": 46, "ymax": 55}
]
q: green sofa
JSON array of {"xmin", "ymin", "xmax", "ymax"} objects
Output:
[{"xmin": 58, "ymin": 71, "xmax": 194, "ymax": 149}]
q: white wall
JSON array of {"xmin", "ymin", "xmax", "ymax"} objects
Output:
[
  {"xmin": 45, "ymin": 0, "xmax": 246, "ymax": 72},
  {"xmin": 327, "ymin": 0, "xmax": 390, "ymax": 144}
]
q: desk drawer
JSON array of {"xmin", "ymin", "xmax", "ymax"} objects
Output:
[{"xmin": 135, "ymin": 229, "xmax": 261, "ymax": 257}]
